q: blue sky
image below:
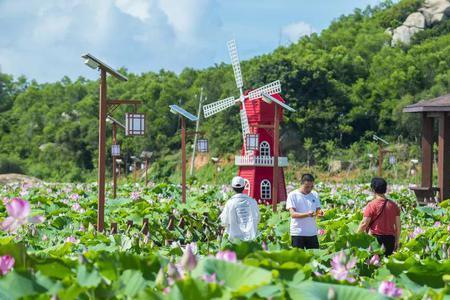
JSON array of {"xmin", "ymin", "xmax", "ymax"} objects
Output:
[{"xmin": 0, "ymin": 0, "xmax": 386, "ymax": 83}]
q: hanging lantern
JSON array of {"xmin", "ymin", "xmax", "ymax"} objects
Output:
[
  {"xmin": 246, "ymin": 133, "xmax": 259, "ymax": 151},
  {"xmin": 111, "ymin": 144, "xmax": 120, "ymax": 157},
  {"xmin": 197, "ymin": 139, "xmax": 208, "ymax": 153},
  {"xmin": 125, "ymin": 113, "xmax": 145, "ymax": 136}
]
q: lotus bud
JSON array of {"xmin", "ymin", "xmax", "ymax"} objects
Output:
[
  {"xmin": 181, "ymin": 244, "xmax": 197, "ymax": 271},
  {"xmin": 167, "ymin": 263, "xmax": 181, "ymax": 280},
  {"xmin": 328, "ymin": 287, "xmax": 337, "ymax": 300},
  {"xmin": 155, "ymin": 267, "xmax": 167, "ymax": 288}
]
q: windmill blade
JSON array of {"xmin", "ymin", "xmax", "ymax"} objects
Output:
[
  {"xmin": 239, "ymin": 108, "xmax": 250, "ymax": 141},
  {"xmin": 203, "ymin": 96, "xmax": 236, "ymax": 118},
  {"xmin": 227, "ymin": 39, "xmax": 243, "ymax": 90},
  {"xmin": 239, "ymin": 107, "xmax": 251, "ymax": 155},
  {"xmin": 247, "ymin": 80, "xmax": 281, "ymax": 101}
]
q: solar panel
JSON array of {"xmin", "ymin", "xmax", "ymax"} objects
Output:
[
  {"xmin": 169, "ymin": 105, "xmax": 198, "ymax": 121},
  {"xmin": 81, "ymin": 53, "xmax": 128, "ymax": 81},
  {"xmin": 261, "ymin": 93, "xmax": 296, "ymax": 112}
]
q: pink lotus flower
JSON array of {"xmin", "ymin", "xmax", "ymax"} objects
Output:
[
  {"xmin": 368, "ymin": 254, "xmax": 380, "ymax": 266},
  {"xmin": 409, "ymin": 227, "xmax": 424, "ymax": 239},
  {"xmin": 434, "ymin": 221, "xmax": 441, "ymax": 228},
  {"xmin": 70, "ymin": 193, "xmax": 80, "ymax": 201},
  {"xmin": 130, "ymin": 191, "xmax": 141, "ymax": 201},
  {"xmin": 202, "ymin": 272, "xmax": 217, "ymax": 283},
  {"xmin": 262, "ymin": 241, "xmax": 268, "ymax": 251},
  {"xmin": 330, "ymin": 251, "xmax": 357, "ymax": 282},
  {"xmin": 201, "ymin": 272, "xmax": 224, "ymax": 285},
  {"xmin": 71, "ymin": 203, "xmax": 85, "ymax": 213},
  {"xmin": 378, "ymin": 281, "xmax": 402, "ymax": 298},
  {"xmin": 216, "ymin": 250, "xmax": 237, "ymax": 263},
  {"xmin": 167, "ymin": 262, "xmax": 183, "ymax": 285},
  {"xmin": 0, "ymin": 255, "xmax": 14, "ymax": 275},
  {"xmin": 318, "ymin": 229, "xmax": 326, "ymax": 235},
  {"xmin": 1, "ymin": 198, "xmax": 44, "ymax": 233},
  {"xmin": 65, "ymin": 236, "xmax": 79, "ymax": 244}
]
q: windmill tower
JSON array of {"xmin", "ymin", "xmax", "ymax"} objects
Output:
[{"xmin": 203, "ymin": 40, "xmax": 293, "ymax": 204}]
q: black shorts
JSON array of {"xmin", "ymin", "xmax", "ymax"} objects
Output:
[
  {"xmin": 374, "ymin": 234, "xmax": 396, "ymax": 256},
  {"xmin": 291, "ymin": 235, "xmax": 319, "ymax": 249}
]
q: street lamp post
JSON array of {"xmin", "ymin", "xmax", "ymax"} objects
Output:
[
  {"xmin": 82, "ymin": 54, "xmax": 144, "ymax": 231},
  {"xmin": 82, "ymin": 53, "xmax": 127, "ymax": 232},
  {"xmin": 140, "ymin": 151, "xmax": 153, "ymax": 185},
  {"xmin": 169, "ymin": 105, "xmax": 198, "ymax": 203},
  {"xmin": 262, "ymin": 93, "xmax": 295, "ymax": 212},
  {"xmin": 373, "ymin": 135, "xmax": 389, "ymax": 177}
]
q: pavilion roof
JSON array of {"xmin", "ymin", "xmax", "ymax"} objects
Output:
[{"xmin": 403, "ymin": 93, "xmax": 450, "ymax": 113}]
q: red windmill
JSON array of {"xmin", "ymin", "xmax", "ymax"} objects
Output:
[{"xmin": 203, "ymin": 40, "xmax": 295, "ymax": 211}]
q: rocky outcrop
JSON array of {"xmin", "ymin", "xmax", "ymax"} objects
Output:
[
  {"xmin": 391, "ymin": 0, "xmax": 450, "ymax": 45},
  {"xmin": 0, "ymin": 173, "xmax": 42, "ymax": 186},
  {"xmin": 419, "ymin": 0, "xmax": 450, "ymax": 26}
]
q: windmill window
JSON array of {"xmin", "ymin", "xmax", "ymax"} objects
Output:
[
  {"xmin": 244, "ymin": 179, "xmax": 250, "ymax": 195},
  {"xmin": 260, "ymin": 141, "xmax": 270, "ymax": 156},
  {"xmin": 260, "ymin": 179, "xmax": 271, "ymax": 199}
]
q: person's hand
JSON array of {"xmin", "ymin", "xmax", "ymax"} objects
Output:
[
  {"xmin": 316, "ymin": 210, "xmax": 324, "ymax": 217},
  {"xmin": 307, "ymin": 210, "xmax": 315, "ymax": 217},
  {"xmin": 394, "ymin": 241, "xmax": 400, "ymax": 251}
]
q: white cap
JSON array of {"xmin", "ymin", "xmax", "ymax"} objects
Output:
[{"xmin": 231, "ymin": 176, "xmax": 245, "ymax": 188}]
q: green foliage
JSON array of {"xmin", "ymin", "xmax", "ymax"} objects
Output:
[
  {"xmin": 1, "ymin": 0, "xmax": 450, "ymax": 182},
  {"xmin": 0, "ymin": 154, "xmax": 25, "ymax": 174},
  {"xmin": 1, "ymin": 181, "xmax": 450, "ymax": 298}
]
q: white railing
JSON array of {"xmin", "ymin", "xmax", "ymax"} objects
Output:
[{"xmin": 235, "ymin": 155, "xmax": 288, "ymax": 167}]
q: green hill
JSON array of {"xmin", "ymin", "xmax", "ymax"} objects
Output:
[{"xmin": 1, "ymin": 0, "xmax": 449, "ymax": 182}]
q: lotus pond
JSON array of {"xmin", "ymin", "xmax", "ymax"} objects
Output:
[{"xmin": 0, "ymin": 181, "xmax": 450, "ymax": 299}]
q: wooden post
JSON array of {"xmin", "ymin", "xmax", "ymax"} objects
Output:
[
  {"xmin": 422, "ymin": 114, "xmax": 434, "ymax": 188},
  {"xmin": 181, "ymin": 117, "xmax": 187, "ymax": 203},
  {"xmin": 145, "ymin": 159, "xmax": 148, "ymax": 186},
  {"xmin": 112, "ymin": 122, "xmax": 117, "ymax": 199},
  {"xmin": 378, "ymin": 142, "xmax": 383, "ymax": 177},
  {"xmin": 124, "ymin": 158, "xmax": 127, "ymax": 178},
  {"xmin": 142, "ymin": 218, "xmax": 149, "ymax": 235},
  {"xmin": 97, "ymin": 69, "xmax": 107, "ymax": 232},
  {"xmin": 133, "ymin": 161, "xmax": 136, "ymax": 184},
  {"xmin": 190, "ymin": 89, "xmax": 203, "ymax": 176},
  {"xmin": 110, "ymin": 222, "xmax": 117, "ymax": 234},
  {"xmin": 438, "ymin": 113, "xmax": 450, "ymax": 200},
  {"xmin": 126, "ymin": 220, "xmax": 133, "ymax": 229},
  {"xmin": 272, "ymin": 106, "xmax": 279, "ymax": 212},
  {"xmin": 167, "ymin": 216, "xmax": 175, "ymax": 231}
]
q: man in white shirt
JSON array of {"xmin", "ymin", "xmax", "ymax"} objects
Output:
[
  {"xmin": 286, "ymin": 174, "xmax": 323, "ymax": 249},
  {"xmin": 220, "ymin": 176, "xmax": 260, "ymax": 241}
]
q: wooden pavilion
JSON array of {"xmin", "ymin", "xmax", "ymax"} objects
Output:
[{"xmin": 403, "ymin": 93, "xmax": 450, "ymax": 204}]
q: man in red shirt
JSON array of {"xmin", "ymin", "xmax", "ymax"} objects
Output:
[{"xmin": 358, "ymin": 177, "xmax": 401, "ymax": 256}]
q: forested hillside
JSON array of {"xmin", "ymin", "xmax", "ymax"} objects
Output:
[{"xmin": 1, "ymin": 0, "xmax": 450, "ymax": 182}]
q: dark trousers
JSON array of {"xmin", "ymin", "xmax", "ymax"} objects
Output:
[
  {"xmin": 374, "ymin": 234, "xmax": 396, "ymax": 256},
  {"xmin": 291, "ymin": 235, "xmax": 319, "ymax": 249}
]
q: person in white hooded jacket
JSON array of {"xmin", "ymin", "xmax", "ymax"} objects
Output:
[{"xmin": 220, "ymin": 176, "xmax": 260, "ymax": 241}]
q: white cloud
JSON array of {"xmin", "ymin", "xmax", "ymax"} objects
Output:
[
  {"xmin": 281, "ymin": 21, "xmax": 316, "ymax": 43},
  {"xmin": 0, "ymin": 0, "xmax": 225, "ymax": 82},
  {"xmin": 32, "ymin": 15, "xmax": 72, "ymax": 45},
  {"xmin": 114, "ymin": 0, "xmax": 152, "ymax": 22}
]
